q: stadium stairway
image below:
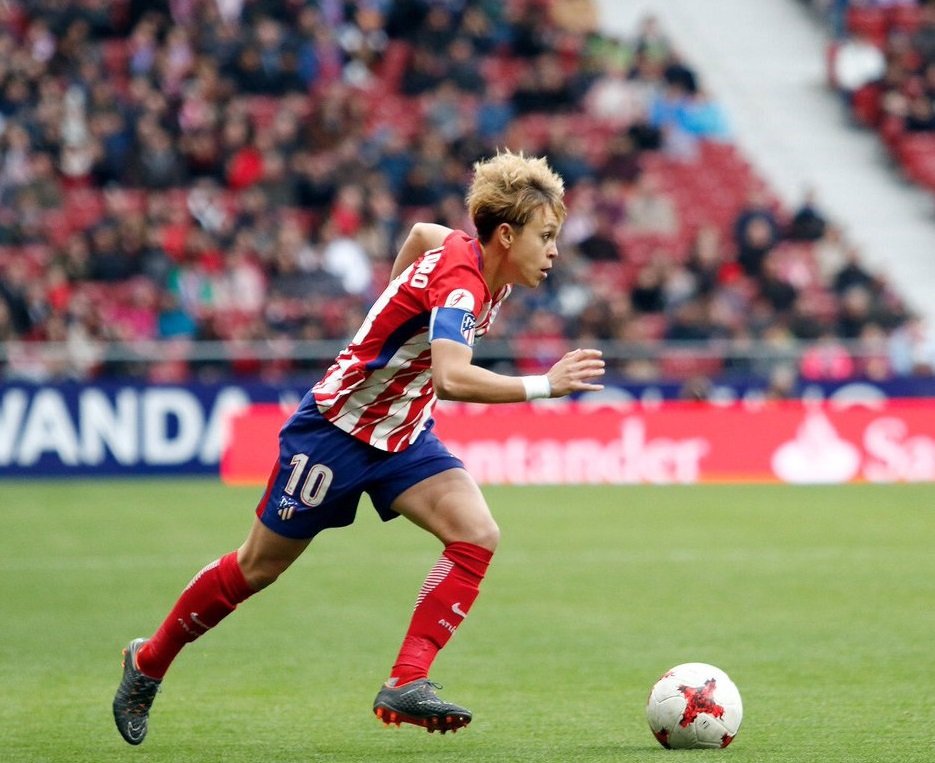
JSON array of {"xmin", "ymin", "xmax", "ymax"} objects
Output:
[{"xmin": 596, "ymin": 0, "xmax": 935, "ymax": 324}]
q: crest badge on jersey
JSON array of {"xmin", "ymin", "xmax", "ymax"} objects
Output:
[
  {"xmin": 444, "ymin": 289, "xmax": 475, "ymax": 312},
  {"xmin": 460, "ymin": 313, "xmax": 476, "ymax": 345}
]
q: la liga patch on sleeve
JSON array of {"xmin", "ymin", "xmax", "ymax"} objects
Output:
[{"xmin": 444, "ymin": 288, "xmax": 475, "ymax": 312}]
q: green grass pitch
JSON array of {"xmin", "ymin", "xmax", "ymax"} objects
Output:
[{"xmin": 1, "ymin": 480, "xmax": 933, "ymax": 762}]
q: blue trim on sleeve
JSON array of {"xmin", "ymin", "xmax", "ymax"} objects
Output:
[{"xmin": 365, "ymin": 312, "xmax": 431, "ymax": 370}]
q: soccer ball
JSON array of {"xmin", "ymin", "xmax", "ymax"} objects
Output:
[{"xmin": 645, "ymin": 662, "xmax": 743, "ymax": 749}]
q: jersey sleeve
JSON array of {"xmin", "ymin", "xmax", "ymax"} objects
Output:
[{"xmin": 423, "ymin": 236, "xmax": 488, "ymax": 348}]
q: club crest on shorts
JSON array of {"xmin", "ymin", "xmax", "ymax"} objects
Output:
[{"xmin": 278, "ymin": 496, "xmax": 299, "ymax": 520}]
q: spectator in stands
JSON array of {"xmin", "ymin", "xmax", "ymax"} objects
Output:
[
  {"xmin": 754, "ymin": 323, "xmax": 798, "ymax": 379},
  {"xmin": 789, "ymin": 289, "xmax": 832, "ymax": 340},
  {"xmin": 514, "ymin": 308, "xmax": 569, "ymax": 375},
  {"xmin": 685, "ymin": 224, "xmax": 730, "ymax": 296},
  {"xmin": 787, "ymin": 187, "xmax": 828, "ymax": 241},
  {"xmin": 88, "ymin": 223, "xmax": 137, "ymax": 282},
  {"xmin": 584, "ymin": 59, "xmax": 650, "ymax": 127},
  {"xmin": 356, "ymin": 184, "xmax": 404, "ymax": 263},
  {"xmin": 734, "ymin": 191, "xmax": 782, "ymax": 278},
  {"xmin": 630, "ymin": 260, "xmax": 667, "ymax": 314},
  {"xmin": 665, "ymin": 299, "xmax": 715, "ymax": 341},
  {"xmin": 0, "ymin": 1, "xmax": 913, "ymax": 387},
  {"xmin": 23, "ymin": 151, "xmax": 62, "ymax": 209},
  {"xmin": 157, "ymin": 290, "xmax": 197, "ymax": 340},
  {"xmin": 598, "ymin": 132, "xmax": 643, "ymax": 185},
  {"xmin": 398, "ymin": 161, "xmax": 440, "ymax": 208},
  {"xmin": 830, "ymin": 30, "xmax": 886, "ymax": 101},
  {"xmin": 215, "ymin": 232, "xmax": 267, "ymax": 317},
  {"xmin": 512, "ymin": 52, "xmax": 577, "ymax": 114},
  {"xmin": 837, "ymin": 284, "xmax": 876, "ymax": 338},
  {"xmin": 903, "ymin": 89, "xmax": 935, "ymax": 130},
  {"xmin": 800, "ymin": 330, "xmax": 856, "ymax": 380},
  {"xmin": 400, "ymin": 46, "xmax": 445, "ymax": 96},
  {"xmin": 764, "ymin": 363, "xmax": 797, "ymax": 400},
  {"xmin": 856, "ymin": 322, "xmax": 894, "ymax": 380},
  {"xmin": 634, "ymin": 14, "xmax": 673, "ymax": 63},
  {"xmin": 576, "ymin": 207, "xmax": 620, "ymax": 262},
  {"xmin": 547, "ymin": 129, "xmax": 597, "ymax": 188},
  {"xmin": 320, "ymin": 214, "xmax": 373, "ymax": 297},
  {"xmin": 446, "ymin": 37, "xmax": 485, "ymax": 95},
  {"xmin": 424, "ymin": 79, "xmax": 467, "ymax": 143},
  {"xmin": 813, "ymin": 223, "xmax": 850, "ymax": 282},
  {"xmin": 624, "ymin": 173, "xmax": 678, "ymax": 235},
  {"xmin": 832, "ymin": 245, "xmax": 875, "ymax": 294},
  {"xmin": 0, "ymin": 298, "xmax": 16, "ymax": 346},
  {"xmin": 888, "ymin": 313, "xmax": 935, "ymax": 375},
  {"xmin": 257, "ymin": 150, "xmax": 296, "ymax": 207},
  {"xmin": 475, "ymin": 80, "xmax": 517, "ymax": 143},
  {"xmin": 558, "ymin": 178, "xmax": 599, "ymax": 248},
  {"xmin": 295, "ymin": 150, "xmax": 338, "ymax": 209},
  {"xmin": 678, "ymin": 89, "xmax": 731, "ymax": 141},
  {"xmin": 507, "ymin": 1, "xmax": 552, "ymax": 59},
  {"xmin": 1, "ymin": 123, "xmax": 34, "ymax": 199},
  {"xmin": 127, "ymin": 123, "xmax": 188, "ymax": 189},
  {"xmin": 0, "ymin": 256, "xmax": 32, "ymax": 336},
  {"xmin": 911, "ymin": 3, "xmax": 935, "ymax": 64},
  {"xmin": 758, "ymin": 254, "xmax": 799, "ymax": 314}
]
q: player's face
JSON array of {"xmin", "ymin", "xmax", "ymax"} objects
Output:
[{"xmin": 509, "ymin": 205, "xmax": 562, "ymax": 288}]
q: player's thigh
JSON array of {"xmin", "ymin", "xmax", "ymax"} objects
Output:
[{"xmin": 390, "ymin": 468, "xmax": 500, "ymax": 550}]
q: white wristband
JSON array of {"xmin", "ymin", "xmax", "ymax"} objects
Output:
[{"xmin": 521, "ymin": 375, "xmax": 551, "ymax": 400}]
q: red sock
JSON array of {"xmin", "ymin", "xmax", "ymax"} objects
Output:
[
  {"xmin": 136, "ymin": 551, "xmax": 255, "ymax": 679},
  {"xmin": 389, "ymin": 541, "xmax": 493, "ymax": 685}
]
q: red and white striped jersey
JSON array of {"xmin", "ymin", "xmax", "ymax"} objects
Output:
[{"xmin": 313, "ymin": 230, "xmax": 511, "ymax": 452}]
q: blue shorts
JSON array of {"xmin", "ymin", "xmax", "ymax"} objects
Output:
[{"xmin": 254, "ymin": 393, "xmax": 464, "ymax": 540}]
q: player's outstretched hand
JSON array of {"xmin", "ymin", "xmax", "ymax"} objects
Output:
[{"xmin": 546, "ymin": 348, "xmax": 605, "ymax": 397}]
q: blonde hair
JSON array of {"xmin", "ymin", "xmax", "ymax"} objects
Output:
[{"xmin": 466, "ymin": 149, "xmax": 566, "ymax": 243}]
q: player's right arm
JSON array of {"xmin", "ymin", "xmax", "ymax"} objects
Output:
[{"xmin": 391, "ymin": 223, "xmax": 454, "ymax": 280}]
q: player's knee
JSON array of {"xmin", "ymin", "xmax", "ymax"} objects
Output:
[
  {"xmin": 237, "ymin": 554, "xmax": 290, "ymax": 591},
  {"xmin": 466, "ymin": 516, "xmax": 500, "ymax": 552}
]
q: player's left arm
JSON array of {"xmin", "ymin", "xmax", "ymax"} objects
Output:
[
  {"xmin": 390, "ymin": 223, "xmax": 454, "ymax": 280},
  {"xmin": 431, "ymin": 338, "xmax": 605, "ymax": 403}
]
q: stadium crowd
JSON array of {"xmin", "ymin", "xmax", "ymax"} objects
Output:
[
  {"xmin": 821, "ymin": 0, "xmax": 935, "ymax": 178},
  {"xmin": 0, "ymin": 0, "xmax": 929, "ymax": 385}
]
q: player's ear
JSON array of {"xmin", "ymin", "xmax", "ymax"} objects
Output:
[{"xmin": 496, "ymin": 222, "xmax": 514, "ymax": 250}]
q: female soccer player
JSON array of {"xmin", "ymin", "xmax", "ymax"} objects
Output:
[{"xmin": 113, "ymin": 150, "xmax": 605, "ymax": 744}]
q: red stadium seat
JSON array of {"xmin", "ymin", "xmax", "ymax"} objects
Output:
[
  {"xmin": 41, "ymin": 209, "xmax": 74, "ymax": 246},
  {"xmin": 101, "ymin": 38, "xmax": 129, "ymax": 76},
  {"xmin": 588, "ymin": 261, "xmax": 631, "ymax": 289},
  {"xmin": 895, "ymin": 130, "xmax": 935, "ymax": 157},
  {"xmin": 64, "ymin": 188, "xmax": 105, "ymax": 230},
  {"xmin": 888, "ymin": 4, "xmax": 923, "ymax": 33},
  {"xmin": 851, "ymin": 82, "xmax": 883, "ymax": 128},
  {"xmin": 246, "ymin": 96, "xmax": 281, "ymax": 130},
  {"xmin": 846, "ymin": 6, "xmax": 888, "ymax": 46},
  {"xmin": 660, "ymin": 352, "xmax": 724, "ymax": 380},
  {"xmin": 902, "ymin": 150, "xmax": 935, "ymax": 193},
  {"xmin": 378, "ymin": 40, "xmax": 411, "ymax": 92},
  {"xmin": 481, "ymin": 55, "xmax": 528, "ymax": 94}
]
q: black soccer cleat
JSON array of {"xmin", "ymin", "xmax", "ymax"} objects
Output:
[
  {"xmin": 112, "ymin": 638, "xmax": 162, "ymax": 745},
  {"xmin": 373, "ymin": 679, "xmax": 472, "ymax": 733}
]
